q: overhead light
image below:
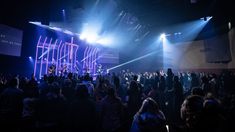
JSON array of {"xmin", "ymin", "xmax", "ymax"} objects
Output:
[
  {"xmin": 200, "ymin": 16, "xmax": 213, "ymax": 21},
  {"xmin": 228, "ymin": 22, "xmax": 231, "ymax": 30}
]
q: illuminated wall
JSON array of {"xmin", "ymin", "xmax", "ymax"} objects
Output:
[{"xmin": 164, "ymin": 28, "xmax": 235, "ymax": 70}]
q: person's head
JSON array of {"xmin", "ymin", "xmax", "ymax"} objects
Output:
[
  {"xmin": 138, "ymin": 97, "xmax": 160, "ymax": 115},
  {"xmin": 129, "ymin": 80, "xmax": 139, "ymax": 90},
  {"xmin": 84, "ymin": 73, "xmax": 90, "ymax": 81},
  {"xmin": 49, "ymin": 82, "xmax": 61, "ymax": 95},
  {"xmin": 203, "ymin": 98, "xmax": 220, "ymax": 115},
  {"xmin": 167, "ymin": 68, "xmax": 173, "ymax": 76},
  {"xmin": 106, "ymin": 87, "xmax": 116, "ymax": 97},
  {"xmin": 201, "ymin": 76, "xmax": 209, "ymax": 84},
  {"xmin": 191, "ymin": 87, "xmax": 204, "ymax": 97},
  {"xmin": 173, "ymin": 76, "xmax": 179, "ymax": 82},
  {"xmin": 181, "ymin": 95, "xmax": 204, "ymax": 128},
  {"xmin": 9, "ymin": 77, "xmax": 19, "ymax": 88},
  {"xmin": 75, "ymin": 83, "xmax": 88, "ymax": 98},
  {"xmin": 68, "ymin": 72, "xmax": 73, "ymax": 79},
  {"xmin": 137, "ymin": 97, "xmax": 167, "ymax": 132},
  {"xmin": 133, "ymin": 75, "xmax": 138, "ymax": 81}
]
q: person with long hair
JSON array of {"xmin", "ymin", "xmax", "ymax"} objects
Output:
[{"xmin": 130, "ymin": 97, "xmax": 167, "ymax": 132}]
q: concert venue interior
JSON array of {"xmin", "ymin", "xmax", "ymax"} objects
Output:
[{"xmin": 0, "ymin": 0, "xmax": 234, "ymax": 132}]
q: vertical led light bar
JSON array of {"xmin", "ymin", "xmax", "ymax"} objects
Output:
[
  {"xmin": 66, "ymin": 43, "xmax": 70, "ymax": 72},
  {"xmin": 56, "ymin": 40, "xmax": 62, "ymax": 75},
  {"xmin": 52, "ymin": 39, "xmax": 58, "ymax": 63},
  {"xmin": 87, "ymin": 46, "xmax": 92, "ymax": 72},
  {"xmin": 74, "ymin": 45, "xmax": 79, "ymax": 73},
  {"xmin": 83, "ymin": 47, "xmax": 89, "ymax": 69},
  {"xmin": 91, "ymin": 48, "xmax": 96, "ymax": 74},
  {"xmin": 45, "ymin": 38, "xmax": 52, "ymax": 74},
  {"xmin": 34, "ymin": 36, "xmax": 42, "ymax": 78},
  {"xmin": 59, "ymin": 43, "xmax": 65, "ymax": 71},
  {"xmin": 93, "ymin": 48, "xmax": 99, "ymax": 74},
  {"xmin": 39, "ymin": 37, "xmax": 47, "ymax": 79}
]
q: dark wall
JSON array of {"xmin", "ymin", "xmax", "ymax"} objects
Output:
[{"xmin": 0, "ymin": 24, "xmax": 37, "ymax": 77}]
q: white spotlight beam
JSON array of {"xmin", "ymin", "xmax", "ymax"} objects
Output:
[{"xmin": 107, "ymin": 50, "xmax": 162, "ymax": 71}]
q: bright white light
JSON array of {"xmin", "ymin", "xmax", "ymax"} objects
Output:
[
  {"xmin": 200, "ymin": 16, "xmax": 213, "ymax": 21},
  {"xmin": 49, "ymin": 27, "xmax": 62, "ymax": 31},
  {"xmin": 64, "ymin": 30, "xmax": 74, "ymax": 35},
  {"xmin": 79, "ymin": 25, "xmax": 100, "ymax": 43},
  {"xmin": 160, "ymin": 33, "xmax": 166, "ymax": 40},
  {"xmin": 96, "ymin": 37, "xmax": 113, "ymax": 46},
  {"xmin": 86, "ymin": 33, "xmax": 99, "ymax": 43},
  {"xmin": 29, "ymin": 21, "xmax": 42, "ymax": 25},
  {"xmin": 207, "ymin": 16, "xmax": 213, "ymax": 21},
  {"xmin": 79, "ymin": 33, "xmax": 86, "ymax": 40},
  {"xmin": 228, "ymin": 22, "xmax": 231, "ymax": 29}
]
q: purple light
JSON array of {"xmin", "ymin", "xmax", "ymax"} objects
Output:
[
  {"xmin": 45, "ymin": 38, "xmax": 52, "ymax": 74},
  {"xmin": 56, "ymin": 40, "xmax": 62, "ymax": 75},
  {"xmin": 52, "ymin": 39, "xmax": 58, "ymax": 63},
  {"xmin": 34, "ymin": 36, "xmax": 42, "ymax": 77},
  {"xmin": 40, "ymin": 37, "xmax": 48, "ymax": 79},
  {"xmin": 82, "ymin": 47, "xmax": 89, "ymax": 68}
]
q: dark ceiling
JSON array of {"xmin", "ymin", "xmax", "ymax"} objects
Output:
[{"xmin": 0, "ymin": 0, "xmax": 233, "ymax": 38}]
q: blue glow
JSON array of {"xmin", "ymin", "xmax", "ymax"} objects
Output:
[
  {"xmin": 28, "ymin": 56, "xmax": 33, "ymax": 63},
  {"xmin": 63, "ymin": 30, "xmax": 74, "ymax": 35},
  {"xmin": 96, "ymin": 36, "xmax": 114, "ymax": 46}
]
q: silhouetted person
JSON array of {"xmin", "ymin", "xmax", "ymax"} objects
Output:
[
  {"xmin": 21, "ymin": 86, "xmax": 39, "ymax": 132},
  {"xmin": 101, "ymin": 87, "xmax": 125, "ymax": 132},
  {"xmin": 127, "ymin": 80, "xmax": 142, "ymax": 118},
  {"xmin": 0, "ymin": 77, "xmax": 24, "ymax": 132},
  {"xmin": 201, "ymin": 97, "xmax": 227, "ymax": 132},
  {"xmin": 130, "ymin": 97, "xmax": 167, "ymax": 132},
  {"xmin": 66, "ymin": 84, "xmax": 97, "ymax": 132},
  {"xmin": 191, "ymin": 87, "xmax": 204, "ymax": 97},
  {"xmin": 62, "ymin": 78, "xmax": 74, "ymax": 102},
  {"xmin": 179, "ymin": 95, "xmax": 204, "ymax": 132},
  {"xmin": 26, "ymin": 74, "xmax": 38, "ymax": 98},
  {"xmin": 165, "ymin": 68, "xmax": 174, "ymax": 122},
  {"xmin": 201, "ymin": 76, "xmax": 211, "ymax": 95},
  {"xmin": 158, "ymin": 75, "xmax": 166, "ymax": 111},
  {"xmin": 190, "ymin": 73, "xmax": 200, "ymax": 92},
  {"xmin": 166, "ymin": 68, "xmax": 174, "ymax": 91},
  {"xmin": 37, "ymin": 82, "xmax": 66, "ymax": 132},
  {"xmin": 173, "ymin": 76, "xmax": 184, "ymax": 121}
]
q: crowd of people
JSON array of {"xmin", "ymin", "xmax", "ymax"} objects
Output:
[{"xmin": 0, "ymin": 68, "xmax": 235, "ymax": 132}]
